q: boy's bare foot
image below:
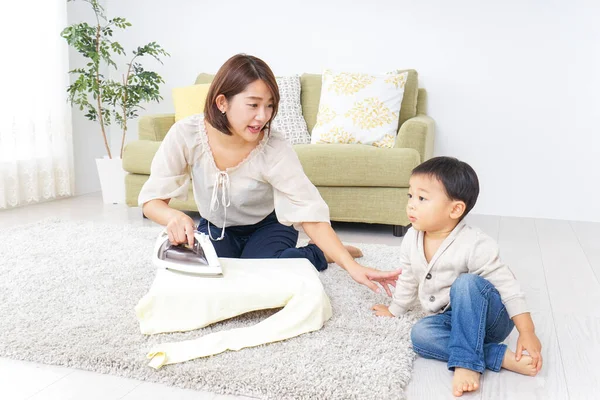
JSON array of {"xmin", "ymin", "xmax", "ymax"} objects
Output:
[
  {"xmin": 309, "ymin": 240, "xmax": 363, "ymax": 263},
  {"xmin": 501, "ymin": 349, "xmax": 538, "ymax": 376},
  {"xmin": 452, "ymin": 368, "xmax": 480, "ymax": 397}
]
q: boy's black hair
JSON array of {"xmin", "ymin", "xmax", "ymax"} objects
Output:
[{"xmin": 411, "ymin": 156, "xmax": 480, "ymax": 219}]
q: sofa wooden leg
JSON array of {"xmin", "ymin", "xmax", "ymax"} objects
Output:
[{"xmin": 393, "ymin": 225, "xmax": 410, "ymax": 237}]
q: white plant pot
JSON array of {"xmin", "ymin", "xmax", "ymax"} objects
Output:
[{"xmin": 96, "ymin": 156, "xmax": 126, "ymax": 204}]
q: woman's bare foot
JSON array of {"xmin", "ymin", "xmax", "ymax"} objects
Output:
[
  {"xmin": 452, "ymin": 368, "xmax": 480, "ymax": 397},
  {"xmin": 501, "ymin": 349, "xmax": 538, "ymax": 376},
  {"xmin": 309, "ymin": 241, "xmax": 363, "ymax": 263}
]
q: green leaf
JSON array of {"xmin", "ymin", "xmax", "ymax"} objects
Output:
[{"xmin": 63, "ymin": 0, "xmax": 168, "ymax": 135}]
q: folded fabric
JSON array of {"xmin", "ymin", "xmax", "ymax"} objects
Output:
[{"xmin": 135, "ymin": 257, "xmax": 332, "ymax": 369}]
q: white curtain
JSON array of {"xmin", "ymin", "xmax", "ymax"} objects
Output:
[{"xmin": 0, "ymin": 0, "xmax": 74, "ymax": 209}]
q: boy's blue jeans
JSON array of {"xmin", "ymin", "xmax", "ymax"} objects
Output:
[{"xmin": 410, "ymin": 274, "xmax": 515, "ymax": 373}]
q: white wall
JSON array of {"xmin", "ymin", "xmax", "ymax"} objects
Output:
[{"xmin": 76, "ymin": 0, "xmax": 600, "ymax": 222}]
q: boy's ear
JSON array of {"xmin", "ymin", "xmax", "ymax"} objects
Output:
[{"xmin": 449, "ymin": 201, "xmax": 466, "ymax": 220}]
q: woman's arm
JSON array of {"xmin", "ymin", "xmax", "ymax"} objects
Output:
[
  {"xmin": 265, "ymin": 140, "xmax": 401, "ymax": 294},
  {"xmin": 302, "ymin": 221, "xmax": 401, "ymax": 296},
  {"xmin": 143, "ymin": 199, "xmax": 196, "ymax": 247},
  {"xmin": 137, "ymin": 119, "xmax": 198, "ymax": 247}
]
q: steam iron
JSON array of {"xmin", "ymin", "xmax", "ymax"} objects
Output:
[{"xmin": 153, "ymin": 230, "xmax": 223, "ymax": 277}]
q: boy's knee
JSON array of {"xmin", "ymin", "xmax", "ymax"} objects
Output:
[
  {"xmin": 410, "ymin": 320, "xmax": 431, "ymax": 348},
  {"xmin": 450, "ymin": 274, "xmax": 490, "ymax": 296}
]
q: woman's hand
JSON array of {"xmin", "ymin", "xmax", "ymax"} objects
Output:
[
  {"xmin": 301, "ymin": 221, "xmax": 402, "ymax": 295},
  {"xmin": 346, "ymin": 262, "xmax": 401, "ymax": 296},
  {"xmin": 166, "ymin": 212, "xmax": 196, "ymax": 247}
]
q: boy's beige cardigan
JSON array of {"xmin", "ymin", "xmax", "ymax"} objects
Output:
[{"xmin": 389, "ymin": 221, "xmax": 528, "ymax": 318}]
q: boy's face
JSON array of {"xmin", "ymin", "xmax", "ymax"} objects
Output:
[{"xmin": 406, "ymin": 174, "xmax": 465, "ymax": 232}]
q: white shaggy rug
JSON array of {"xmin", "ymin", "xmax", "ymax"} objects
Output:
[{"xmin": 0, "ymin": 219, "xmax": 422, "ymax": 400}]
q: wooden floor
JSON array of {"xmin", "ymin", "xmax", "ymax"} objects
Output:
[{"xmin": 1, "ymin": 193, "xmax": 599, "ymax": 399}]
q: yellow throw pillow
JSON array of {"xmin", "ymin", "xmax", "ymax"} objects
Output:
[{"xmin": 172, "ymin": 83, "xmax": 211, "ymax": 122}]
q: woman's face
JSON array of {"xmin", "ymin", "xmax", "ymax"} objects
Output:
[{"xmin": 222, "ymin": 79, "xmax": 275, "ymax": 143}]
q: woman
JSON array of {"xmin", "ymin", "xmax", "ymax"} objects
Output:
[{"xmin": 139, "ymin": 54, "xmax": 400, "ymax": 295}]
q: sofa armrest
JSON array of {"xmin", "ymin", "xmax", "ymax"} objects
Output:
[
  {"xmin": 139, "ymin": 114, "xmax": 176, "ymax": 141},
  {"xmin": 395, "ymin": 114, "xmax": 435, "ymax": 162},
  {"xmin": 122, "ymin": 140, "xmax": 162, "ymax": 174}
]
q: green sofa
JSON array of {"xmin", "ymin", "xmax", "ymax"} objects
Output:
[{"xmin": 122, "ymin": 71, "xmax": 435, "ymax": 236}]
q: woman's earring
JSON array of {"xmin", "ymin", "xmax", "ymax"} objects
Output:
[{"xmin": 221, "ymin": 110, "xmax": 226, "ymax": 115}]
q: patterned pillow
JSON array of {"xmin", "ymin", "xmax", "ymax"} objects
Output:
[
  {"xmin": 311, "ymin": 70, "xmax": 408, "ymax": 148},
  {"xmin": 271, "ymin": 76, "xmax": 311, "ymax": 145}
]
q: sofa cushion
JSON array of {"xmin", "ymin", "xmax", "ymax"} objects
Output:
[
  {"xmin": 310, "ymin": 70, "xmax": 408, "ymax": 148},
  {"xmin": 196, "ymin": 70, "xmax": 419, "ymax": 134},
  {"xmin": 300, "ymin": 69, "xmax": 418, "ymax": 134},
  {"xmin": 124, "ymin": 139, "xmax": 419, "ymax": 188},
  {"xmin": 172, "ymin": 84, "xmax": 210, "ymax": 122},
  {"xmin": 299, "ymin": 74, "xmax": 323, "ymax": 133},
  {"xmin": 194, "ymin": 73, "xmax": 215, "ymax": 85},
  {"xmin": 270, "ymin": 75, "xmax": 311, "ymax": 144},
  {"xmin": 395, "ymin": 69, "xmax": 419, "ymax": 125},
  {"xmin": 294, "ymin": 144, "xmax": 420, "ymax": 187}
]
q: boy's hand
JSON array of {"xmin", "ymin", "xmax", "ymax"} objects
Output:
[
  {"xmin": 517, "ymin": 331, "xmax": 543, "ymax": 372},
  {"xmin": 372, "ymin": 304, "xmax": 394, "ymax": 317}
]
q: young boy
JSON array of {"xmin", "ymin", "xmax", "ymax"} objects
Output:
[{"xmin": 372, "ymin": 156, "xmax": 542, "ymax": 397}]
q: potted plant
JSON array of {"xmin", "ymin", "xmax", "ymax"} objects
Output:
[{"xmin": 61, "ymin": 0, "xmax": 169, "ymax": 203}]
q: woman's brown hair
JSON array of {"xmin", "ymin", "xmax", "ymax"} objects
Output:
[{"xmin": 204, "ymin": 54, "xmax": 280, "ymax": 135}]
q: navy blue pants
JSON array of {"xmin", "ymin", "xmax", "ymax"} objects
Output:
[{"xmin": 197, "ymin": 211, "xmax": 328, "ymax": 271}]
